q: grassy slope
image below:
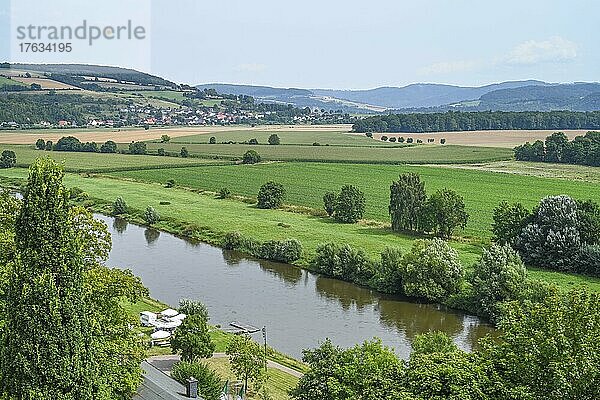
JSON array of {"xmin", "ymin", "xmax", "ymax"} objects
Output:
[
  {"xmin": 108, "ymin": 162, "xmax": 600, "ymax": 238},
  {"xmin": 0, "ymin": 145, "xmax": 226, "ymax": 172},
  {"xmin": 142, "ymin": 143, "xmax": 514, "ymax": 164},
  {"xmin": 2, "ymin": 167, "xmax": 599, "ymax": 292}
]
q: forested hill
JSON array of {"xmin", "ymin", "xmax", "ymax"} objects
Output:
[{"xmin": 352, "ymin": 111, "xmax": 600, "ymax": 133}]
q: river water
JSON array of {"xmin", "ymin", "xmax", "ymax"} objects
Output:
[{"xmin": 96, "ymin": 214, "xmax": 494, "ymax": 359}]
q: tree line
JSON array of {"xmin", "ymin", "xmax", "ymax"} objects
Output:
[
  {"xmin": 514, "ymin": 131, "xmax": 600, "ymax": 166},
  {"xmin": 352, "ymin": 111, "xmax": 600, "ymax": 133}
]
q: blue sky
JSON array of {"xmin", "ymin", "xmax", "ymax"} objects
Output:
[{"xmin": 2, "ymin": 0, "xmax": 599, "ymax": 88}]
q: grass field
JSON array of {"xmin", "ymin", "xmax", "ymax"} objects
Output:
[
  {"xmin": 3, "ymin": 166, "xmax": 599, "ymax": 293},
  {"xmin": 143, "ymin": 143, "xmax": 514, "ymax": 164},
  {"xmin": 107, "ymin": 161, "xmax": 600, "ymax": 238},
  {"xmin": 0, "ymin": 76, "xmax": 27, "ymax": 88},
  {"xmin": 0, "ymin": 144, "xmax": 229, "ymax": 172}
]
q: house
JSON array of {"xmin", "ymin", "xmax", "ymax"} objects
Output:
[{"xmin": 135, "ymin": 361, "xmax": 202, "ymax": 400}]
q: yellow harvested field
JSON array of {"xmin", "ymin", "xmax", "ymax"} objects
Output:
[
  {"xmin": 368, "ymin": 129, "xmax": 589, "ymax": 148},
  {"xmin": 10, "ymin": 77, "xmax": 80, "ymax": 90},
  {"xmin": 0, "ymin": 124, "xmax": 353, "ymax": 144}
]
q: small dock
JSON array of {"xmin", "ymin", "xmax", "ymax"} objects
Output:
[{"xmin": 223, "ymin": 321, "xmax": 261, "ymax": 335}]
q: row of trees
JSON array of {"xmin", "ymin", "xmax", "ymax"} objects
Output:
[
  {"xmin": 352, "ymin": 111, "xmax": 600, "ymax": 133},
  {"xmin": 390, "ymin": 173, "xmax": 468, "ymax": 238},
  {"xmin": 514, "ymin": 131, "xmax": 600, "ymax": 166},
  {"xmin": 493, "ymin": 195, "xmax": 600, "ymax": 275},
  {"xmin": 291, "ymin": 288, "xmax": 600, "ymax": 400},
  {"xmin": 36, "ymin": 136, "xmax": 119, "ymax": 153}
]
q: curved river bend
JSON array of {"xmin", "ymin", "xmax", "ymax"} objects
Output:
[{"xmin": 99, "ymin": 214, "xmax": 493, "ymax": 359}]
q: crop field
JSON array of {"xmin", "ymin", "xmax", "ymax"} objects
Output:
[
  {"xmin": 108, "ymin": 162, "xmax": 600, "ymax": 238},
  {"xmin": 0, "ymin": 76, "xmax": 27, "ymax": 88},
  {"xmin": 9, "ymin": 76, "xmax": 79, "ymax": 90},
  {"xmin": 144, "ymin": 143, "xmax": 513, "ymax": 164},
  {"xmin": 0, "ymin": 144, "xmax": 227, "ymax": 172}
]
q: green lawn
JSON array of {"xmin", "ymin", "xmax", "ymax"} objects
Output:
[
  {"xmin": 107, "ymin": 162, "xmax": 600, "ymax": 238},
  {"xmin": 0, "ymin": 76, "xmax": 28, "ymax": 88},
  {"xmin": 141, "ymin": 143, "xmax": 514, "ymax": 164},
  {"xmin": 1, "ymin": 144, "xmax": 229, "ymax": 172}
]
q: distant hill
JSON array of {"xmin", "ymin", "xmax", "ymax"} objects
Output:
[{"xmin": 9, "ymin": 63, "xmax": 175, "ymax": 87}]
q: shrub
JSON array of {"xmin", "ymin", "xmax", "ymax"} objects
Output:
[
  {"xmin": 577, "ymin": 199, "xmax": 600, "ymax": 245},
  {"xmin": 144, "ymin": 206, "xmax": 160, "ymax": 225},
  {"xmin": 268, "ymin": 134, "xmax": 280, "ymax": 145},
  {"xmin": 257, "ymin": 181, "xmax": 285, "ymax": 209},
  {"xmin": 322, "ymin": 192, "xmax": 337, "ymax": 217},
  {"xmin": 157, "ymin": 148, "xmax": 166, "ymax": 156},
  {"xmin": 334, "ymin": 185, "xmax": 365, "ymax": 224},
  {"xmin": 380, "ymin": 136, "xmax": 388, "ymax": 141},
  {"xmin": 389, "ymin": 137, "xmax": 397, "ymax": 142},
  {"xmin": 35, "ymin": 138, "xmax": 45, "ymax": 150},
  {"xmin": 398, "ymin": 137, "xmax": 405, "ymax": 143},
  {"xmin": 164, "ymin": 179, "xmax": 176, "ymax": 188},
  {"xmin": 242, "ymin": 150, "xmax": 261, "ymax": 164},
  {"xmin": 0, "ymin": 150, "xmax": 16, "ymax": 168},
  {"xmin": 440, "ymin": 138, "xmax": 446, "ymax": 144},
  {"xmin": 577, "ymin": 245, "xmax": 600, "ymax": 276},
  {"xmin": 371, "ymin": 247, "xmax": 403, "ymax": 293},
  {"xmin": 100, "ymin": 140, "xmax": 118, "ymax": 153},
  {"xmin": 365, "ymin": 132, "xmax": 373, "ymax": 138},
  {"xmin": 160, "ymin": 134, "xmax": 170, "ymax": 143},
  {"xmin": 401, "ymin": 238, "xmax": 464, "ymax": 302},
  {"xmin": 406, "ymin": 138, "xmax": 414, "ymax": 143},
  {"xmin": 209, "ymin": 136, "xmax": 216, "ymax": 144},
  {"xmin": 180, "ymin": 147, "xmax": 189, "ymax": 158},
  {"xmin": 471, "ymin": 244, "xmax": 527, "ymax": 321},
  {"xmin": 171, "ymin": 361, "xmax": 222, "ymax": 400},
  {"xmin": 312, "ymin": 142, "xmax": 320, "ymax": 146},
  {"xmin": 222, "ymin": 232, "xmax": 244, "ymax": 250},
  {"xmin": 217, "ymin": 187, "xmax": 231, "ymax": 199},
  {"xmin": 492, "ymin": 201, "xmax": 532, "ymax": 246},
  {"xmin": 45, "ymin": 140, "xmax": 52, "ymax": 151},
  {"xmin": 113, "ymin": 197, "xmax": 127, "ymax": 215},
  {"xmin": 258, "ymin": 239, "xmax": 303, "ymax": 263},
  {"xmin": 248, "ymin": 138, "xmax": 259, "ymax": 145},
  {"xmin": 411, "ymin": 331, "xmax": 458, "ymax": 355},
  {"xmin": 312, "ymin": 243, "xmax": 373, "ymax": 283},
  {"xmin": 129, "ymin": 141, "xmax": 147, "ymax": 155}
]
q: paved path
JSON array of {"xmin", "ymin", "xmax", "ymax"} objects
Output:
[{"xmin": 148, "ymin": 353, "xmax": 304, "ymax": 379}]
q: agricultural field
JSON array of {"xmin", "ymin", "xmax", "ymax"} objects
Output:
[
  {"xmin": 143, "ymin": 142, "xmax": 514, "ymax": 164},
  {"xmin": 10, "ymin": 76, "xmax": 80, "ymax": 90},
  {"xmin": 127, "ymin": 90, "xmax": 188, "ymax": 101},
  {"xmin": 0, "ymin": 76, "xmax": 27, "ymax": 88},
  {"xmin": 0, "ymin": 144, "xmax": 227, "ymax": 172},
  {"xmin": 108, "ymin": 162, "xmax": 600, "ymax": 238}
]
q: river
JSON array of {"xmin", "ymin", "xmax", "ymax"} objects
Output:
[{"xmin": 97, "ymin": 214, "xmax": 493, "ymax": 359}]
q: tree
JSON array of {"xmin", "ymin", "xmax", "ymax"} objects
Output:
[
  {"xmin": 161, "ymin": 134, "xmax": 171, "ymax": 143},
  {"xmin": 249, "ymin": 138, "xmax": 259, "ymax": 145},
  {"xmin": 322, "ymin": 192, "xmax": 337, "ymax": 217},
  {"xmin": 100, "ymin": 140, "xmax": 118, "ymax": 153},
  {"xmin": 492, "ymin": 201, "xmax": 532, "ymax": 246},
  {"xmin": 423, "ymin": 188, "xmax": 468, "ymax": 239},
  {"xmin": 209, "ymin": 136, "xmax": 217, "ymax": 144},
  {"xmin": 45, "ymin": 140, "xmax": 53, "ymax": 151},
  {"xmin": 180, "ymin": 147, "xmax": 189, "ymax": 158},
  {"xmin": 157, "ymin": 148, "xmax": 166, "ymax": 156},
  {"xmin": 144, "ymin": 206, "xmax": 160, "ymax": 225},
  {"xmin": 577, "ymin": 199, "xmax": 600, "ymax": 245},
  {"xmin": 0, "ymin": 150, "xmax": 16, "ymax": 168},
  {"xmin": 1, "ymin": 158, "xmax": 96, "ymax": 399},
  {"xmin": 545, "ymin": 132, "xmax": 569, "ymax": 163},
  {"xmin": 268, "ymin": 134, "xmax": 280, "ymax": 145},
  {"xmin": 226, "ymin": 335, "xmax": 265, "ymax": 393},
  {"xmin": 334, "ymin": 185, "xmax": 365, "ymax": 224},
  {"xmin": 411, "ymin": 331, "xmax": 458, "ymax": 355},
  {"xmin": 129, "ymin": 141, "xmax": 147, "ymax": 155},
  {"xmin": 171, "ymin": 361, "xmax": 223, "ymax": 400},
  {"xmin": 471, "ymin": 244, "xmax": 527, "ymax": 321},
  {"xmin": 171, "ymin": 314, "xmax": 215, "ymax": 362},
  {"xmin": 35, "ymin": 138, "xmax": 46, "ymax": 150},
  {"xmin": 389, "ymin": 173, "xmax": 426, "ymax": 232},
  {"xmin": 55, "ymin": 136, "xmax": 82, "ymax": 152},
  {"xmin": 243, "ymin": 150, "xmax": 261, "ymax": 164},
  {"xmin": 113, "ymin": 196, "xmax": 127, "ymax": 215},
  {"xmin": 178, "ymin": 299, "xmax": 209, "ymax": 320},
  {"xmin": 371, "ymin": 247, "xmax": 403, "ymax": 293},
  {"xmin": 257, "ymin": 181, "xmax": 285, "ymax": 209},
  {"xmin": 401, "ymin": 238, "xmax": 464, "ymax": 302}
]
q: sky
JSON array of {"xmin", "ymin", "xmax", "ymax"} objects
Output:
[{"xmin": 1, "ymin": 0, "xmax": 599, "ymax": 89}]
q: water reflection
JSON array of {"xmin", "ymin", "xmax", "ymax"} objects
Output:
[
  {"xmin": 97, "ymin": 213, "xmax": 494, "ymax": 358},
  {"xmin": 113, "ymin": 217, "xmax": 128, "ymax": 234}
]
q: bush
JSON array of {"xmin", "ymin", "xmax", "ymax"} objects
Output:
[
  {"xmin": 440, "ymin": 138, "xmax": 446, "ymax": 144},
  {"xmin": 129, "ymin": 141, "xmax": 147, "ymax": 155},
  {"xmin": 322, "ymin": 192, "xmax": 337, "ymax": 217},
  {"xmin": 577, "ymin": 245, "xmax": 600, "ymax": 276},
  {"xmin": 209, "ymin": 136, "xmax": 216, "ymax": 144},
  {"xmin": 492, "ymin": 201, "xmax": 532, "ymax": 246},
  {"xmin": 248, "ymin": 138, "xmax": 259, "ymax": 145},
  {"xmin": 144, "ymin": 206, "xmax": 160, "ymax": 225},
  {"xmin": 257, "ymin": 181, "xmax": 285, "ymax": 209},
  {"xmin": 161, "ymin": 134, "xmax": 170, "ymax": 143},
  {"xmin": 180, "ymin": 147, "xmax": 189, "ymax": 158},
  {"xmin": 242, "ymin": 150, "xmax": 261, "ymax": 164},
  {"xmin": 471, "ymin": 244, "xmax": 527, "ymax": 321},
  {"xmin": 334, "ymin": 185, "xmax": 365, "ymax": 224},
  {"xmin": 312, "ymin": 243, "xmax": 373, "ymax": 283},
  {"xmin": 100, "ymin": 140, "xmax": 117, "ymax": 153},
  {"xmin": 389, "ymin": 137, "xmax": 396, "ymax": 142},
  {"xmin": 222, "ymin": 232, "xmax": 244, "ymax": 250},
  {"xmin": 258, "ymin": 239, "xmax": 303, "ymax": 263},
  {"xmin": 401, "ymin": 238, "xmax": 464, "ymax": 302},
  {"xmin": 398, "ymin": 137, "xmax": 405, "ymax": 143},
  {"xmin": 45, "ymin": 140, "xmax": 53, "ymax": 151},
  {"xmin": 381, "ymin": 136, "xmax": 388, "ymax": 141},
  {"xmin": 312, "ymin": 142, "xmax": 320, "ymax": 146},
  {"xmin": 35, "ymin": 138, "xmax": 45, "ymax": 150},
  {"xmin": 164, "ymin": 179, "xmax": 176, "ymax": 188},
  {"xmin": 371, "ymin": 247, "xmax": 403, "ymax": 293},
  {"xmin": 157, "ymin": 148, "xmax": 166, "ymax": 156},
  {"xmin": 171, "ymin": 361, "xmax": 222, "ymax": 400},
  {"xmin": 217, "ymin": 187, "xmax": 231, "ymax": 199},
  {"xmin": 411, "ymin": 331, "xmax": 458, "ymax": 355},
  {"xmin": 268, "ymin": 134, "xmax": 280, "ymax": 145},
  {"xmin": 365, "ymin": 132, "xmax": 373, "ymax": 138},
  {"xmin": 113, "ymin": 197, "xmax": 127, "ymax": 215},
  {"xmin": 0, "ymin": 150, "xmax": 16, "ymax": 168}
]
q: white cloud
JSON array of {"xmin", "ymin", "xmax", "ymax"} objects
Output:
[
  {"xmin": 234, "ymin": 63, "xmax": 267, "ymax": 73},
  {"xmin": 505, "ymin": 36, "xmax": 577, "ymax": 65}
]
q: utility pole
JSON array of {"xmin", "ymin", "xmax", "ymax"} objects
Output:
[{"xmin": 261, "ymin": 326, "xmax": 268, "ymax": 372}]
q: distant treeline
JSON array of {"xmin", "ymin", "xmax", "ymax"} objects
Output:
[
  {"xmin": 352, "ymin": 111, "xmax": 600, "ymax": 133},
  {"xmin": 514, "ymin": 131, "xmax": 600, "ymax": 166}
]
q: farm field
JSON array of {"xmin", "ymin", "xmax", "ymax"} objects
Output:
[
  {"xmin": 0, "ymin": 76, "xmax": 27, "ymax": 88},
  {"xmin": 9, "ymin": 76, "xmax": 80, "ymax": 90},
  {"xmin": 144, "ymin": 142, "xmax": 514, "ymax": 164},
  {"xmin": 0, "ymin": 144, "xmax": 227, "ymax": 172},
  {"xmin": 108, "ymin": 162, "xmax": 600, "ymax": 238},
  {"xmin": 1, "ymin": 166, "xmax": 598, "ymax": 293}
]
